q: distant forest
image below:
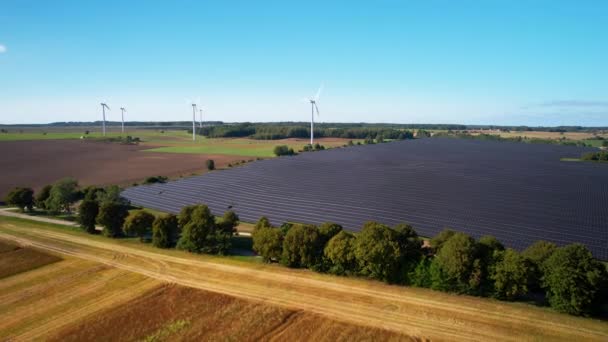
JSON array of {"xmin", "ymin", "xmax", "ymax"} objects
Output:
[{"xmin": 1, "ymin": 121, "xmax": 606, "ymax": 140}]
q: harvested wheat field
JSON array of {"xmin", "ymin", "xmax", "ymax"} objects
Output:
[
  {"xmin": 0, "ymin": 254, "xmax": 159, "ymax": 341},
  {"xmin": 1, "ymin": 217, "xmax": 607, "ymax": 341},
  {"xmin": 0, "ymin": 240, "xmax": 62, "ymax": 279},
  {"xmin": 51, "ymin": 284, "xmax": 411, "ymax": 342}
]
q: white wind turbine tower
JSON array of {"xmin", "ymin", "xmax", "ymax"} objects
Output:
[
  {"xmin": 191, "ymin": 102, "xmax": 197, "ymax": 141},
  {"xmin": 307, "ymin": 84, "xmax": 323, "ymax": 145},
  {"xmin": 120, "ymin": 107, "xmax": 126, "ymax": 133},
  {"xmin": 100, "ymin": 103, "xmax": 110, "ymax": 136}
]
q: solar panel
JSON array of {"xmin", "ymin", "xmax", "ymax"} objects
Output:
[{"xmin": 122, "ymin": 138, "xmax": 608, "ymax": 260}]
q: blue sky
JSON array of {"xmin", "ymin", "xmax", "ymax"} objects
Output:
[{"xmin": 0, "ymin": 1, "xmax": 607, "ymax": 126}]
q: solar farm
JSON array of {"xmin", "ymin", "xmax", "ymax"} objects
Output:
[{"xmin": 122, "ymin": 138, "xmax": 608, "ymax": 260}]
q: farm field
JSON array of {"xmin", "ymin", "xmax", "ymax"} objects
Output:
[
  {"xmin": 467, "ymin": 130, "xmax": 608, "ymax": 147},
  {"xmin": 1, "ymin": 216, "xmax": 607, "ymax": 341},
  {"xmin": 0, "ymin": 139, "xmax": 246, "ymax": 198},
  {"xmin": 123, "ymin": 138, "xmax": 608, "ymax": 260},
  {"xmin": 0, "ymin": 240, "xmax": 62, "ymax": 278}
]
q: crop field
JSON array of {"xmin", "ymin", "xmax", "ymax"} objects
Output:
[
  {"xmin": 1, "ymin": 217, "xmax": 607, "ymax": 341},
  {"xmin": 123, "ymin": 138, "xmax": 608, "ymax": 260},
  {"xmin": 50, "ymin": 284, "xmax": 408, "ymax": 342},
  {"xmin": 0, "ymin": 241, "xmax": 62, "ymax": 279},
  {"xmin": 0, "ymin": 139, "xmax": 245, "ymax": 198}
]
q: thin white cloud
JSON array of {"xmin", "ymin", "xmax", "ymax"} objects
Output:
[{"xmin": 0, "ymin": 44, "xmax": 6, "ymax": 53}]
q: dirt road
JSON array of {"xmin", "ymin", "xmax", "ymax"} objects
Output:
[{"xmin": 1, "ymin": 221, "xmax": 607, "ymax": 341}]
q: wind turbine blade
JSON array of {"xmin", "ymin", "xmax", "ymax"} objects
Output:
[
  {"xmin": 314, "ymin": 83, "xmax": 324, "ymax": 101},
  {"xmin": 314, "ymin": 103, "xmax": 320, "ymax": 116}
]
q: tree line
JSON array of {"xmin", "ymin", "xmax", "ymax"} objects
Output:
[
  {"xmin": 194, "ymin": 123, "xmax": 415, "ymax": 140},
  {"xmin": 252, "ymin": 219, "xmax": 608, "ymax": 317},
  {"xmin": 5, "ymin": 183, "xmax": 607, "ymax": 317},
  {"xmin": 5, "ymin": 182, "xmax": 239, "ymax": 254}
]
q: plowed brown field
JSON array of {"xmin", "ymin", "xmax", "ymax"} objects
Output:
[{"xmin": 0, "ymin": 139, "xmax": 247, "ymax": 198}]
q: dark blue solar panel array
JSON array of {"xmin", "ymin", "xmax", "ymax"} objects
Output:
[{"xmin": 122, "ymin": 138, "xmax": 608, "ymax": 260}]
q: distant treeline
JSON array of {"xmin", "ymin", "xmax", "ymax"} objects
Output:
[
  {"xmin": 434, "ymin": 132, "xmax": 593, "ymax": 147},
  {"xmin": 196, "ymin": 123, "xmax": 415, "ymax": 140},
  {"xmin": 2, "ymin": 122, "xmax": 607, "ymax": 132}
]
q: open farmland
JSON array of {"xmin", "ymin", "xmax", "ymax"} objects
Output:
[
  {"xmin": 1, "ymin": 217, "xmax": 607, "ymax": 341},
  {"xmin": 123, "ymin": 138, "xmax": 608, "ymax": 260},
  {"xmin": 0, "ymin": 139, "xmax": 246, "ymax": 198}
]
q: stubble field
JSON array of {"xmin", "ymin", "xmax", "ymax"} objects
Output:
[{"xmin": 1, "ymin": 216, "xmax": 607, "ymax": 341}]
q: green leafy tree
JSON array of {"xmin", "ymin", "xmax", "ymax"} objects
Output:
[
  {"xmin": 5, "ymin": 187, "xmax": 34, "ymax": 212},
  {"xmin": 97, "ymin": 185, "xmax": 129, "ymax": 205},
  {"xmin": 218, "ymin": 210, "xmax": 239, "ymax": 234},
  {"xmin": 429, "ymin": 229, "xmax": 457, "ymax": 253},
  {"xmin": 281, "ymin": 224, "xmax": 322, "ymax": 268},
  {"xmin": 522, "ymin": 240, "xmax": 557, "ymax": 290},
  {"xmin": 252, "ymin": 227, "xmax": 284, "ymax": 262},
  {"xmin": 176, "ymin": 205, "xmax": 215, "ymax": 253},
  {"xmin": 542, "ymin": 244, "xmax": 608, "ymax": 316},
  {"xmin": 45, "ymin": 178, "xmax": 79, "ymax": 214},
  {"xmin": 254, "ymin": 216, "xmax": 272, "ymax": 231},
  {"xmin": 78, "ymin": 199, "xmax": 99, "ymax": 233},
  {"xmin": 123, "ymin": 210, "xmax": 155, "ymax": 241},
  {"xmin": 476, "ymin": 235, "xmax": 505, "ymax": 295},
  {"xmin": 35, "ymin": 185, "xmax": 52, "ymax": 210},
  {"xmin": 410, "ymin": 257, "xmax": 433, "ymax": 288},
  {"xmin": 491, "ymin": 249, "xmax": 532, "ymax": 300},
  {"xmin": 318, "ymin": 222, "xmax": 343, "ymax": 244},
  {"xmin": 178, "ymin": 204, "xmax": 198, "ymax": 227},
  {"xmin": 394, "ymin": 223, "xmax": 424, "ymax": 283},
  {"xmin": 96, "ymin": 202, "xmax": 129, "ymax": 238},
  {"xmin": 354, "ymin": 222, "xmax": 404, "ymax": 283},
  {"xmin": 324, "ymin": 231, "xmax": 357, "ymax": 275},
  {"xmin": 152, "ymin": 214, "xmax": 179, "ymax": 248},
  {"xmin": 206, "ymin": 159, "xmax": 215, "ymax": 170},
  {"xmin": 431, "ymin": 232, "xmax": 479, "ymax": 293}
]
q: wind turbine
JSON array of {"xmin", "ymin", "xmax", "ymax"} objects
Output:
[
  {"xmin": 307, "ymin": 84, "xmax": 323, "ymax": 145},
  {"xmin": 191, "ymin": 103, "xmax": 197, "ymax": 141},
  {"xmin": 120, "ymin": 107, "xmax": 126, "ymax": 133},
  {"xmin": 100, "ymin": 103, "xmax": 110, "ymax": 136},
  {"xmin": 199, "ymin": 108, "xmax": 204, "ymax": 129}
]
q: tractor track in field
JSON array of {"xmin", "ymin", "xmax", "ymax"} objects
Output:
[{"xmin": 1, "ymin": 224, "xmax": 607, "ymax": 341}]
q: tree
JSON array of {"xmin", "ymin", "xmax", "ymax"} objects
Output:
[
  {"xmin": 522, "ymin": 240, "xmax": 557, "ymax": 290},
  {"xmin": 78, "ymin": 199, "xmax": 99, "ymax": 233},
  {"xmin": 431, "ymin": 232, "xmax": 479, "ymax": 293},
  {"xmin": 45, "ymin": 178, "xmax": 79, "ymax": 214},
  {"xmin": 491, "ymin": 249, "xmax": 532, "ymax": 300},
  {"xmin": 429, "ymin": 229, "xmax": 457, "ymax": 253},
  {"xmin": 96, "ymin": 202, "xmax": 129, "ymax": 238},
  {"xmin": 252, "ymin": 227, "xmax": 284, "ymax": 262},
  {"xmin": 254, "ymin": 216, "xmax": 272, "ymax": 231},
  {"xmin": 206, "ymin": 159, "xmax": 215, "ymax": 170},
  {"xmin": 354, "ymin": 222, "xmax": 404, "ymax": 283},
  {"xmin": 5, "ymin": 187, "xmax": 34, "ymax": 212},
  {"xmin": 273, "ymin": 145, "xmax": 295, "ymax": 156},
  {"xmin": 178, "ymin": 204, "xmax": 198, "ymax": 228},
  {"xmin": 476, "ymin": 235, "xmax": 505, "ymax": 294},
  {"xmin": 410, "ymin": 257, "xmax": 433, "ymax": 288},
  {"xmin": 324, "ymin": 231, "xmax": 357, "ymax": 275},
  {"xmin": 176, "ymin": 204, "xmax": 215, "ymax": 253},
  {"xmin": 394, "ymin": 223, "xmax": 424, "ymax": 283},
  {"xmin": 152, "ymin": 214, "xmax": 179, "ymax": 248},
  {"xmin": 35, "ymin": 185, "xmax": 52, "ymax": 210},
  {"xmin": 97, "ymin": 185, "xmax": 129, "ymax": 206},
  {"xmin": 218, "ymin": 210, "xmax": 239, "ymax": 234},
  {"xmin": 281, "ymin": 224, "xmax": 322, "ymax": 268},
  {"xmin": 123, "ymin": 210, "xmax": 155, "ymax": 241},
  {"xmin": 542, "ymin": 244, "xmax": 608, "ymax": 316},
  {"xmin": 318, "ymin": 222, "xmax": 343, "ymax": 244}
]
